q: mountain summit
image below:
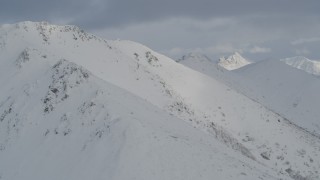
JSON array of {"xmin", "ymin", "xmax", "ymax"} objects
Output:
[
  {"xmin": 218, "ymin": 52, "xmax": 251, "ymax": 70},
  {"xmin": 280, "ymin": 56, "xmax": 320, "ymax": 76}
]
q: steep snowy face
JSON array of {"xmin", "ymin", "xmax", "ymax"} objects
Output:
[
  {"xmin": 280, "ymin": 56, "xmax": 320, "ymax": 76},
  {"xmin": 218, "ymin": 52, "xmax": 251, "ymax": 70},
  {"xmin": 1, "ymin": 21, "xmax": 320, "ymax": 180}
]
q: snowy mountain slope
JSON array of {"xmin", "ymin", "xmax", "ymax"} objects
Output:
[
  {"xmin": 177, "ymin": 54, "xmax": 320, "ymax": 179},
  {"xmin": 281, "ymin": 56, "xmax": 320, "ymax": 76},
  {"xmin": 177, "ymin": 53, "xmax": 320, "ymax": 137},
  {"xmin": 1, "ymin": 21, "xmax": 320, "ymax": 179},
  {"xmin": 0, "ymin": 54, "xmax": 284, "ymax": 180},
  {"xmin": 110, "ymin": 41, "xmax": 320, "ymax": 179},
  {"xmin": 218, "ymin": 52, "xmax": 252, "ymax": 70},
  {"xmin": 234, "ymin": 60, "xmax": 320, "ymax": 135}
]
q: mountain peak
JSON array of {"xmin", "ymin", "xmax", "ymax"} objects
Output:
[
  {"xmin": 280, "ymin": 56, "xmax": 320, "ymax": 76},
  {"xmin": 218, "ymin": 52, "xmax": 251, "ymax": 70}
]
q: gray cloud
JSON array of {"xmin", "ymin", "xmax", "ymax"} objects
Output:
[
  {"xmin": 1, "ymin": 0, "xmax": 319, "ymax": 28},
  {"xmin": 0, "ymin": 0, "xmax": 90, "ymax": 24},
  {"xmin": 248, "ymin": 46, "xmax": 271, "ymax": 54},
  {"xmin": 72, "ymin": 0, "xmax": 320, "ymax": 29},
  {"xmin": 291, "ymin": 37, "xmax": 320, "ymax": 45}
]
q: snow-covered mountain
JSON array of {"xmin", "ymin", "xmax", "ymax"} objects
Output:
[
  {"xmin": 176, "ymin": 52, "xmax": 226, "ymax": 75},
  {"xmin": 1, "ymin": 55, "xmax": 276, "ymax": 180},
  {"xmin": 280, "ymin": 56, "xmax": 320, "ymax": 76},
  {"xmin": 218, "ymin": 52, "xmax": 252, "ymax": 70},
  {"xmin": 0, "ymin": 21, "xmax": 319, "ymax": 180}
]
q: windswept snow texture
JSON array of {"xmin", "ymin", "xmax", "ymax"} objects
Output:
[
  {"xmin": 281, "ymin": 56, "xmax": 320, "ymax": 76},
  {"xmin": 0, "ymin": 21, "xmax": 320, "ymax": 180},
  {"xmin": 218, "ymin": 52, "xmax": 251, "ymax": 70}
]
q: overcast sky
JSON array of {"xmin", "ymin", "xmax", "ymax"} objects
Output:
[{"xmin": 1, "ymin": 0, "xmax": 320, "ymax": 61}]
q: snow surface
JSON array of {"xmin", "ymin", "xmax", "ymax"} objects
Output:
[
  {"xmin": 0, "ymin": 21, "xmax": 320, "ymax": 180},
  {"xmin": 178, "ymin": 53, "xmax": 320, "ymax": 179},
  {"xmin": 234, "ymin": 60, "xmax": 320, "ymax": 135},
  {"xmin": 218, "ymin": 52, "xmax": 251, "ymax": 70},
  {"xmin": 178, "ymin": 53, "xmax": 320, "ymax": 136},
  {"xmin": 280, "ymin": 56, "xmax": 320, "ymax": 76},
  {"xmin": 0, "ymin": 57, "xmax": 280, "ymax": 180}
]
